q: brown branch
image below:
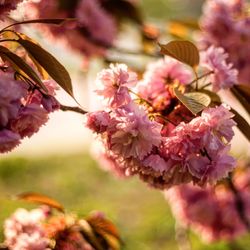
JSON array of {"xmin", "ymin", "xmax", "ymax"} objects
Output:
[
  {"xmin": 228, "ymin": 174, "xmax": 250, "ymax": 230},
  {"xmin": 110, "ymin": 46, "xmax": 161, "ymax": 58},
  {"xmin": 60, "ymin": 104, "xmax": 88, "ymax": 115}
]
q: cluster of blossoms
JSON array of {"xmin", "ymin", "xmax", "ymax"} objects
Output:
[
  {"xmin": 0, "ymin": 68, "xmax": 59, "ymax": 153},
  {"xmin": 4, "ymin": 207, "xmax": 50, "ymax": 250},
  {"xmin": 0, "ymin": 0, "xmax": 23, "ymax": 20},
  {"xmin": 200, "ymin": 0, "xmax": 250, "ymax": 85},
  {"xmin": 3, "ymin": 207, "xmax": 120, "ymax": 250},
  {"xmin": 24, "ymin": 0, "xmax": 139, "ymax": 59},
  {"xmin": 86, "ymin": 57, "xmax": 237, "ymax": 189},
  {"xmin": 165, "ymin": 164, "xmax": 250, "ymax": 242}
]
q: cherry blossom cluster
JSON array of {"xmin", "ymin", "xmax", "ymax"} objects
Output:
[
  {"xmin": 3, "ymin": 206, "xmax": 119, "ymax": 250},
  {"xmin": 4, "ymin": 207, "xmax": 50, "ymax": 250},
  {"xmin": 23, "ymin": 0, "xmax": 124, "ymax": 58},
  {"xmin": 0, "ymin": 0, "xmax": 23, "ymax": 20},
  {"xmin": 85, "ymin": 59, "xmax": 237, "ymax": 189},
  {"xmin": 0, "ymin": 69, "xmax": 59, "ymax": 153},
  {"xmin": 165, "ymin": 164, "xmax": 250, "ymax": 242},
  {"xmin": 200, "ymin": 0, "xmax": 250, "ymax": 85}
]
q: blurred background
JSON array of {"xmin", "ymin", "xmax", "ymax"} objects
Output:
[{"xmin": 1, "ymin": 1, "xmax": 250, "ymax": 249}]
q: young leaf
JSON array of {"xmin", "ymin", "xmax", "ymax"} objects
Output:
[
  {"xmin": 79, "ymin": 219, "xmax": 105, "ymax": 250},
  {"xmin": 198, "ymin": 89, "xmax": 221, "ymax": 104},
  {"xmin": 18, "ymin": 38, "xmax": 73, "ymax": 97},
  {"xmin": 159, "ymin": 40, "xmax": 200, "ymax": 68},
  {"xmin": 16, "ymin": 192, "xmax": 64, "ymax": 212},
  {"xmin": 174, "ymin": 88, "xmax": 211, "ymax": 115},
  {"xmin": 0, "ymin": 45, "xmax": 48, "ymax": 92},
  {"xmin": 16, "ymin": 32, "xmax": 49, "ymax": 79},
  {"xmin": 231, "ymin": 85, "xmax": 250, "ymax": 115},
  {"xmin": 231, "ymin": 108, "xmax": 250, "ymax": 142}
]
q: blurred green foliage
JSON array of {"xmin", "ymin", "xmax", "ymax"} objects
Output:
[
  {"xmin": 0, "ymin": 154, "xmax": 249, "ymax": 250},
  {"xmin": 140, "ymin": 0, "xmax": 204, "ymax": 20}
]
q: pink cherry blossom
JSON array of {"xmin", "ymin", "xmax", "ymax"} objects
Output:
[
  {"xmin": 91, "ymin": 140, "xmax": 127, "ymax": 178},
  {"xmin": 165, "ymin": 165, "xmax": 250, "ymax": 242},
  {"xmin": 201, "ymin": 104, "xmax": 236, "ymax": 141},
  {"xmin": 27, "ymin": 80, "xmax": 60, "ymax": 112},
  {"xmin": 23, "ymin": 0, "xmax": 117, "ymax": 58},
  {"xmin": 76, "ymin": 0, "xmax": 117, "ymax": 47},
  {"xmin": 137, "ymin": 58, "xmax": 192, "ymax": 111},
  {"xmin": 201, "ymin": 46, "xmax": 238, "ymax": 91},
  {"xmin": 96, "ymin": 64, "xmax": 137, "ymax": 108},
  {"xmin": 200, "ymin": 0, "xmax": 250, "ymax": 84},
  {"xmin": 0, "ymin": 0, "xmax": 23, "ymax": 20},
  {"xmin": 109, "ymin": 103, "xmax": 162, "ymax": 160},
  {"xmin": 11, "ymin": 104, "xmax": 49, "ymax": 138},
  {"xmin": 0, "ymin": 129, "xmax": 21, "ymax": 153},
  {"xmin": 85, "ymin": 111, "xmax": 112, "ymax": 133},
  {"xmin": 159, "ymin": 105, "xmax": 236, "ymax": 187},
  {"xmin": 0, "ymin": 72, "xmax": 27, "ymax": 127},
  {"xmin": 4, "ymin": 208, "xmax": 50, "ymax": 250}
]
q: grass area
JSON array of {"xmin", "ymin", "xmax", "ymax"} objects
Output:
[{"xmin": 0, "ymin": 153, "xmax": 249, "ymax": 250}]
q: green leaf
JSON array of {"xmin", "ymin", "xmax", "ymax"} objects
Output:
[
  {"xmin": 159, "ymin": 40, "xmax": 200, "ymax": 68},
  {"xmin": 0, "ymin": 45, "xmax": 48, "ymax": 92},
  {"xmin": 231, "ymin": 108, "xmax": 250, "ymax": 142},
  {"xmin": 231, "ymin": 85, "xmax": 250, "ymax": 115},
  {"xmin": 198, "ymin": 89, "xmax": 221, "ymax": 104},
  {"xmin": 16, "ymin": 192, "xmax": 64, "ymax": 212},
  {"xmin": 174, "ymin": 88, "xmax": 211, "ymax": 115},
  {"xmin": 18, "ymin": 38, "xmax": 73, "ymax": 97}
]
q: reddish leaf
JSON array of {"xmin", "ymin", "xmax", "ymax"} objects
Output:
[
  {"xmin": 16, "ymin": 192, "xmax": 64, "ymax": 212},
  {"xmin": 0, "ymin": 45, "xmax": 48, "ymax": 92},
  {"xmin": 18, "ymin": 38, "xmax": 73, "ymax": 97},
  {"xmin": 87, "ymin": 214, "xmax": 120, "ymax": 240},
  {"xmin": 159, "ymin": 40, "xmax": 200, "ymax": 68}
]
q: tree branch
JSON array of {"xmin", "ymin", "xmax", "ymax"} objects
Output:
[{"xmin": 60, "ymin": 104, "xmax": 88, "ymax": 115}]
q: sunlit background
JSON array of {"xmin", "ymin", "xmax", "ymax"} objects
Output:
[{"xmin": 1, "ymin": 1, "xmax": 250, "ymax": 249}]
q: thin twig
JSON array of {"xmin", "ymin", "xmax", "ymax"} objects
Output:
[
  {"xmin": 154, "ymin": 113, "xmax": 177, "ymax": 126},
  {"xmin": 188, "ymin": 71, "xmax": 214, "ymax": 87},
  {"xmin": 110, "ymin": 47, "xmax": 161, "ymax": 58},
  {"xmin": 60, "ymin": 104, "xmax": 88, "ymax": 115}
]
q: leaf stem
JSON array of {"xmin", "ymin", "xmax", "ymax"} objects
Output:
[{"xmin": 188, "ymin": 70, "xmax": 214, "ymax": 87}]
